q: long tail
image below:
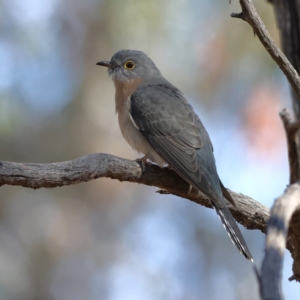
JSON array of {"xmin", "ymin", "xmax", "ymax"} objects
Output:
[{"xmin": 213, "ymin": 204, "xmax": 253, "ymax": 261}]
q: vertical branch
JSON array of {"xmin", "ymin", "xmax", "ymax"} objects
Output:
[
  {"xmin": 280, "ymin": 109, "xmax": 300, "ymax": 183},
  {"xmin": 260, "ymin": 184, "xmax": 300, "ymax": 300},
  {"xmin": 273, "ymin": 0, "xmax": 300, "ymax": 118},
  {"xmin": 231, "ymin": 1, "xmax": 300, "ymax": 298}
]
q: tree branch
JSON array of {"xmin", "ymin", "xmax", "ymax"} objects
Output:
[
  {"xmin": 280, "ymin": 109, "xmax": 300, "ymax": 183},
  {"xmin": 0, "ymin": 153, "xmax": 269, "ymax": 232},
  {"xmin": 259, "ymin": 183, "xmax": 300, "ymax": 299},
  {"xmin": 231, "ymin": 0, "xmax": 300, "ymax": 102},
  {"xmin": 231, "ymin": 0, "xmax": 300, "ymax": 295},
  {"xmin": 279, "ymin": 109, "xmax": 300, "ymax": 283},
  {"xmin": 272, "ymin": 0, "xmax": 300, "ymax": 118}
]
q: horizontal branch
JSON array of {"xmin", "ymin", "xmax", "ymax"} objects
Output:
[{"xmin": 0, "ymin": 153, "xmax": 269, "ymax": 232}]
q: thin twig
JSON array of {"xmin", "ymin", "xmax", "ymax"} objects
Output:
[{"xmin": 231, "ymin": 0, "xmax": 300, "ymax": 101}]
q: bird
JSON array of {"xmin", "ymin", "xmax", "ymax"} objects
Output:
[{"xmin": 97, "ymin": 49, "xmax": 253, "ymax": 261}]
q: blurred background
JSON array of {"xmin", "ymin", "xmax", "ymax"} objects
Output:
[{"xmin": 0, "ymin": 0, "xmax": 297, "ymax": 299}]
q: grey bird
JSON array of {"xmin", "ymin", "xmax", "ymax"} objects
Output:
[{"xmin": 97, "ymin": 49, "xmax": 253, "ymax": 261}]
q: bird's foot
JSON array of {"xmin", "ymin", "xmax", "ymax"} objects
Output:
[
  {"xmin": 136, "ymin": 156, "xmax": 152, "ymax": 172},
  {"xmin": 164, "ymin": 164, "xmax": 173, "ymax": 170}
]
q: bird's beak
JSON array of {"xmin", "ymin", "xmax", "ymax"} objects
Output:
[{"xmin": 96, "ymin": 61, "xmax": 111, "ymax": 68}]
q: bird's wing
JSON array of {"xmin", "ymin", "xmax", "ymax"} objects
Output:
[
  {"xmin": 130, "ymin": 84, "xmax": 253, "ymax": 261},
  {"xmin": 130, "ymin": 84, "xmax": 223, "ymax": 205}
]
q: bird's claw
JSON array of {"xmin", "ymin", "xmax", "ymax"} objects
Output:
[
  {"xmin": 164, "ymin": 164, "xmax": 173, "ymax": 170},
  {"xmin": 136, "ymin": 156, "xmax": 151, "ymax": 172}
]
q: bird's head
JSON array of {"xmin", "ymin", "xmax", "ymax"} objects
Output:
[{"xmin": 97, "ymin": 49, "xmax": 162, "ymax": 83}]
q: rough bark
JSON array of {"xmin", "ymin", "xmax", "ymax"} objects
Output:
[
  {"xmin": 273, "ymin": 0, "xmax": 300, "ymax": 118},
  {"xmin": 260, "ymin": 184, "xmax": 300, "ymax": 300},
  {"xmin": 2, "ymin": 0, "xmax": 300, "ymax": 298},
  {"xmin": 0, "ymin": 154, "xmax": 270, "ymax": 233},
  {"xmin": 232, "ymin": 0, "xmax": 300, "ymax": 298}
]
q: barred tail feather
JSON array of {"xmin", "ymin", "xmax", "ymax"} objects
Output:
[{"xmin": 214, "ymin": 205, "xmax": 253, "ymax": 261}]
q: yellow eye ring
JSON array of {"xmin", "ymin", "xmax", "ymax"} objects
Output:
[{"xmin": 124, "ymin": 60, "xmax": 135, "ymax": 70}]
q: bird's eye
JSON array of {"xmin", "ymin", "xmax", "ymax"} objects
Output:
[{"xmin": 124, "ymin": 60, "xmax": 135, "ymax": 70}]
